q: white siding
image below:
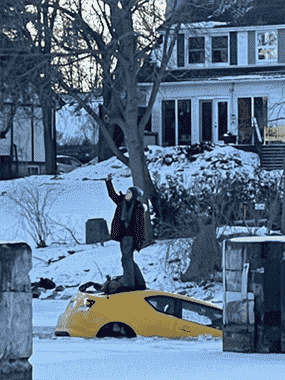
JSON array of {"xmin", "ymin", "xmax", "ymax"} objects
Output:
[
  {"xmin": 238, "ymin": 32, "xmax": 248, "ymax": 66},
  {"xmin": 151, "ymin": 100, "xmax": 161, "ymax": 138},
  {"xmin": 149, "ymin": 78, "xmax": 285, "ymax": 145},
  {"xmin": 13, "ymin": 107, "xmax": 32, "ymax": 162},
  {"xmin": 191, "ymin": 98, "xmax": 200, "ymax": 144},
  {"xmin": 0, "ymin": 132, "xmax": 10, "ymax": 155},
  {"xmin": 0, "ymin": 106, "xmax": 11, "ymax": 155},
  {"xmin": 33, "ymin": 108, "xmax": 45, "ymax": 162}
]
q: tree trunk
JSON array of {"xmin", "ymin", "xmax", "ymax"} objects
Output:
[
  {"xmin": 98, "ymin": 122, "xmax": 116, "ymax": 162},
  {"xmin": 124, "ymin": 113, "xmax": 156, "ymax": 244},
  {"xmin": 181, "ymin": 223, "xmax": 222, "ymax": 282},
  {"xmin": 42, "ymin": 101, "xmax": 56, "ymax": 175},
  {"xmin": 98, "ymin": 104, "xmax": 117, "ymax": 162}
]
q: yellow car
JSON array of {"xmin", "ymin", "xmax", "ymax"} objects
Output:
[{"xmin": 55, "ymin": 289, "xmax": 223, "ymax": 339}]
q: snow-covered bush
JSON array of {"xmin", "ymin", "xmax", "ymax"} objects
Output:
[
  {"xmin": 152, "ymin": 165, "xmax": 283, "ymax": 240},
  {"xmin": 151, "ymin": 175, "xmax": 201, "ymax": 239}
]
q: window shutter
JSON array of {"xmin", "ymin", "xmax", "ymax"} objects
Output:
[
  {"xmin": 177, "ymin": 34, "xmax": 185, "ymax": 67},
  {"xmin": 230, "ymin": 32, "xmax": 237, "ymax": 65},
  {"xmin": 248, "ymin": 31, "xmax": 256, "ymax": 64},
  {"xmin": 278, "ymin": 29, "xmax": 285, "ymax": 63}
]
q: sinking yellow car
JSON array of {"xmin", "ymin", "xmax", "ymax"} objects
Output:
[{"xmin": 55, "ymin": 289, "xmax": 223, "ymax": 339}]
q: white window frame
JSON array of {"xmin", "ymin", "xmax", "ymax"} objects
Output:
[
  {"xmin": 256, "ymin": 30, "xmax": 278, "ymax": 63},
  {"xmin": 188, "ymin": 36, "xmax": 206, "ymax": 65},
  {"xmin": 211, "ymin": 35, "xmax": 229, "ymax": 65},
  {"xmin": 27, "ymin": 165, "xmax": 40, "ymax": 175}
]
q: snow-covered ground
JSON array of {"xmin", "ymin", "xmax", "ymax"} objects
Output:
[
  {"xmin": 31, "ymin": 299, "xmax": 284, "ymax": 380},
  {"xmin": 31, "ymin": 334, "xmax": 285, "ymax": 380},
  {"xmin": 1, "ymin": 144, "xmax": 284, "ymax": 379},
  {"xmin": 0, "ymin": 145, "xmax": 280, "ymax": 303}
]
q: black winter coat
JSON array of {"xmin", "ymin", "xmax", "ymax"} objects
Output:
[{"xmin": 105, "ymin": 179, "xmax": 145, "ymax": 251}]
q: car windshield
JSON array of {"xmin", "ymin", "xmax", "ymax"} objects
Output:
[
  {"xmin": 57, "ymin": 157, "xmax": 71, "ymax": 165},
  {"xmin": 72, "ymin": 160, "xmax": 81, "ymax": 167}
]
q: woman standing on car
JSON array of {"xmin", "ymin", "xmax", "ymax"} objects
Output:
[{"xmin": 105, "ymin": 174, "xmax": 146, "ymax": 292}]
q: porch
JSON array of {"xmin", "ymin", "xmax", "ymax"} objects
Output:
[{"xmin": 233, "ymin": 144, "xmax": 285, "ymax": 171}]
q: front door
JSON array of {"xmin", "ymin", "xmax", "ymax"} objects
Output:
[
  {"xmin": 162, "ymin": 100, "xmax": 175, "ymax": 147},
  {"xmin": 200, "ymin": 101, "xmax": 212, "ymax": 142},
  {"xmin": 178, "ymin": 100, "xmax": 191, "ymax": 145}
]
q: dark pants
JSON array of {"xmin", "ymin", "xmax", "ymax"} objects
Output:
[{"xmin": 120, "ymin": 236, "xmax": 146, "ymax": 289}]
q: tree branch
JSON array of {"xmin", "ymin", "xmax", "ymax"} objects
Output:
[{"xmin": 59, "ymin": 79, "xmax": 130, "ymax": 167}]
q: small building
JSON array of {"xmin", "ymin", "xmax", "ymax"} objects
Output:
[{"xmin": 0, "ymin": 96, "xmax": 58, "ymax": 179}]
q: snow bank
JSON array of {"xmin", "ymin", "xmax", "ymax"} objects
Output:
[{"xmin": 0, "ymin": 144, "xmax": 280, "ymax": 304}]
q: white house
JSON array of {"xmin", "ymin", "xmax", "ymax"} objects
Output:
[
  {"xmin": 140, "ymin": 3, "xmax": 285, "ymax": 166},
  {"xmin": 0, "ymin": 96, "xmax": 58, "ymax": 179}
]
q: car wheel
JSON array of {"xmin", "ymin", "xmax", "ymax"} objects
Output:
[{"xmin": 96, "ymin": 322, "xmax": 136, "ymax": 339}]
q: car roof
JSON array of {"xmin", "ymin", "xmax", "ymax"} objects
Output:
[
  {"xmin": 57, "ymin": 155, "xmax": 81, "ymax": 162},
  {"xmin": 57, "ymin": 155, "xmax": 78, "ymax": 159},
  {"xmin": 78, "ymin": 289, "xmax": 223, "ymax": 310}
]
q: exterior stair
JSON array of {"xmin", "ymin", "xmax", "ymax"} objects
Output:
[{"xmin": 261, "ymin": 144, "xmax": 285, "ymax": 170}]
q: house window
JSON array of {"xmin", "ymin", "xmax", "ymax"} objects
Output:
[
  {"xmin": 189, "ymin": 37, "xmax": 205, "ymax": 64},
  {"xmin": 254, "ymin": 97, "xmax": 267, "ymax": 140},
  {"xmin": 28, "ymin": 166, "xmax": 39, "ymax": 175},
  {"xmin": 138, "ymin": 107, "xmax": 151, "ymax": 132},
  {"xmin": 238, "ymin": 97, "xmax": 268, "ymax": 144},
  {"xmin": 218, "ymin": 102, "xmax": 228, "ymax": 140},
  {"xmin": 162, "ymin": 100, "xmax": 175, "ymax": 146},
  {"xmin": 212, "ymin": 36, "xmax": 228, "ymax": 63},
  {"xmin": 257, "ymin": 31, "xmax": 277, "ymax": 61}
]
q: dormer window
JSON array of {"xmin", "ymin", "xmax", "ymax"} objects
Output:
[
  {"xmin": 189, "ymin": 37, "xmax": 205, "ymax": 64},
  {"xmin": 257, "ymin": 31, "xmax": 277, "ymax": 61},
  {"xmin": 212, "ymin": 36, "xmax": 228, "ymax": 63}
]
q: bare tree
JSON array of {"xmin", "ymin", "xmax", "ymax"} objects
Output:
[
  {"xmin": 2, "ymin": 0, "xmax": 252, "ymax": 242},
  {"xmin": 49, "ymin": 0, "xmax": 251, "ymax": 243},
  {"xmin": 6, "ymin": 180, "xmax": 64, "ymax": 248},
  {"xmin": 0, "ymin": 0, "xmax": 60, "ymax": 174}
]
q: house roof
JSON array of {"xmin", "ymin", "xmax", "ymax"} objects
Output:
[
  {"xmin": 164, "ymin": 0, "xmax": 285, "ymax": 29},
  {"xmin": 139, "ymin": 65, "xmax": 285, "ymax": 84}
]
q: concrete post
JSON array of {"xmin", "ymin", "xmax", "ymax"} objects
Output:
[{"xmin": 0, "ymin": 242, "xmax": 33, "ymax": 380}]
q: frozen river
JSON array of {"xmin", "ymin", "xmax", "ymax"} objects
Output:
[{"xmin": 31, "ymin": 300, "xmax": 284, "ymax": 380}]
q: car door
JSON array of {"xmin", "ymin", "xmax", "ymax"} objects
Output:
[
  {"xmin": 174, "ymin": 299, "xmax": 223, "ymax": 338},
  {"xmin": 144, "ymin": 296, "xmax": 178, "ymax": 337}
]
